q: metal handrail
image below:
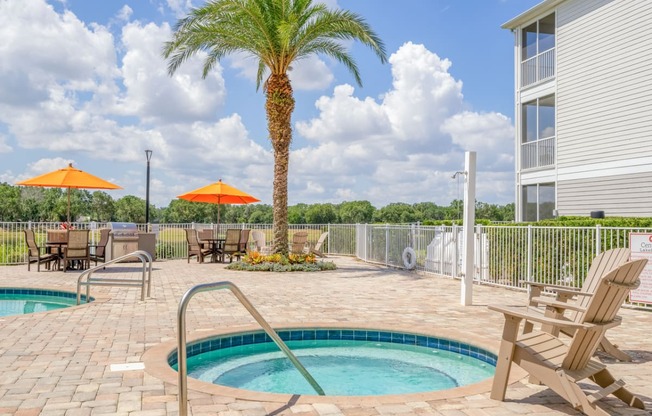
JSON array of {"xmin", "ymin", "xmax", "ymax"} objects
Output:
[
  {"xmin": 177, "ymin": 281, "xmax": 325, "ymax": 416},
  {"xmin": 76, "ymin": 250, "xmax": 153, "ymax": 304}
]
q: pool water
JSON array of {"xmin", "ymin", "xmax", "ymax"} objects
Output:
[
  {"xmin": 0, "ymin": 289, "xmax": 86, "ymax": 317},
  {"xmin": 182, "ymin": 338, "xmax": 495, "ymax": 396}
]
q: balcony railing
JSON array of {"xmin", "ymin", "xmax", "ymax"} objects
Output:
[
  {"xmin": 521, "ymin": 48, "xmax": 555, "ymax": 87},
  {"xmin": 521, "ymin": 136, "xmax": 555, "ymax": 170}
]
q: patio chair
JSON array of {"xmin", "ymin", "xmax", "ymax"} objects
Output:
[
  {"xmin": 90, "ymin": 228, "xmax": 110, "ymax": 266},
  {"xmin": 185, "ymin": 229, "xmax": 211, "ymax": 263},
  {"xmin": 239, "ymin": 229, "xmax": 251, "ymax": 253},
  {"xmin": 221, "ymin": 229, "xmax": 244, "ymax": 263},
  {"xmin": 524, "ymin": 248, "xmax": 632, "ymax": 361},
  {"xmin": 290, "ymin": 231, "xmax": 308, "ymax": 254},
  {"xmin": 251, "ymin": 230, "xmax": 272, "ymax": 254},
  {"xmin": 24, "ymin": 229, "xmax": 57, "ymax": 272},
  {"xmin": 62, "ymin": 229, "xmax": 90, "ymax": 272},
  {"xmin": 197, "ymin": 229, "xmax": 213, "ymax": 250},
  {"xmin": 489, "ymin": 258, "xmax": 647, "ymax": 416},
  {"xmin": 309, "ymin": 231, "xmax": 328, "ymax": 257}
]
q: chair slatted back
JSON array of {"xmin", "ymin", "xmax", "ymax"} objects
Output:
[
  {"xmin": 563, "ymin": 258, "xmax": 647, "ymax": 370},
  {"xmin": 574, "ymin": 248, "xmax": 631, "ymax": 315},
  {"xmin": 314, "ymin": 232, "xmax": 329, "ymax": 251},
  {"xmin": 239, "ymin": 229, "xmax": 251, "ymax": 252},
  {"xmin": 66, "ymin": 230, "xmax": 89, "ymax": 257},
  {"xmin": 185, "ymin": 229, "xmax": 201, "ymax": 249},
  {"xmin": 251, "ymin": 230, "xmax": 266, "ymax": 251},
  {"xmin": 223, "ymin": 229, "xmax": 241, "ymax": 252},
  {"xmin": 96, "ymin": 229, "xmax": 110, "ymax": 256},
  {"xmin": 24, "ymin": 229, "xmax": 39, "ymax": 257},
  {"xmin": 291, "ymin": 231, "xmax": 308, "ymax": 253},
  {"xmin": 198, "ymin": 229, "xmax": 213, "ymax": 241}
]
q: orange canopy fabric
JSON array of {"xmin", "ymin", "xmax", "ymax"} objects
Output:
[
  {"xmin": 177, "ymin": 180, "xmax": 260, "ymax": 205},
  {"xmin": 17, "ymin": 163, "xmax": 122, "ymax": 223},
  {"xmin": 17, "ymin": 163, "xmax": 122, "ymax": 190}
]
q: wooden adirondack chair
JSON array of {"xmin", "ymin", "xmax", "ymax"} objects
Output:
[
  {"xmin": 290, "ymin": 231, "xmax": 308, "ymax": 254},
  {"xmin": 251, "ymin": 230, "xmax": 272, "ymax": 254},
  {"xmin": 489, "ymin": 258, "xmax": 647, "ymax": 416},
  {"xmin": 309, "ymin": 232, "xmax": 328, "ymax": 257},
  {"xmin": 524, "ymin": 248, "xmax": 632, "ymax": 361}
]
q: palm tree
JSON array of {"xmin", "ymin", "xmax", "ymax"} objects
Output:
[{"xmin": 163, "ymin": 0, "xmax": 386, "ymax": 252}]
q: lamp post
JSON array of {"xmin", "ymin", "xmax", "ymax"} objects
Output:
[{"xmin": 145, "ymin": 149, "xmax": 152, "ymax": 228}]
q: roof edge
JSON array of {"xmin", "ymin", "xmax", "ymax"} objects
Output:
[{"xmin": 501, "ymin": 0, "xmax": 566, "ymax": 29}]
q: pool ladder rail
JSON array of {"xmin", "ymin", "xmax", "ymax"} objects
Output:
[
  {"xmin": 177, "ymin": 281, "xmax": 325, "ymax": 416},
  {"xmin": 76, "ymin": 250, "xmax": 153, "ymax": 304}
]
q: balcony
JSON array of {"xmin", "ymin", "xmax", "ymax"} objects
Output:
[
  {"xmin": 521, "ymin": 136, "xmax": 555, "ymax": 170},
  {"xmin": 521, "ymin": 48, "xmax": 555, "ymax": 87}
]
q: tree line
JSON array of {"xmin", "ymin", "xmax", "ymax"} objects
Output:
[{"xmin": 0, "ymin": 183, "xmax": 514, "ymax": 224}]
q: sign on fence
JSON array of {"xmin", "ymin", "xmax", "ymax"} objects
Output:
[{"xmin": 629, "ymin": 233, "xmax": 652, "ymax": 304}]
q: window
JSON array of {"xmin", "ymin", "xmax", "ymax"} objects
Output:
[
  {"xmin": 522, "ymin": 183, "xmax": 555, "ymax": 222},
  {"xmin": 520, "ymin": 13, "xmax": 555, "ymax": 86},
  {"xmin": 521, "ymin": 13, "xmax": 555, "ymax": 61},
  {"xmin": 522, "ymin": 95, "xmax": 555, "ymax": 143}
]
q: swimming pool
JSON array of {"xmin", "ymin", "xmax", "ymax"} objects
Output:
[
  {"xmin": 168, "ymin": 328, "xmax": 496, "ymax": 397},
  {"xmin": 0, "ymin": 288, "xmax": 92, "ymax": 317}
]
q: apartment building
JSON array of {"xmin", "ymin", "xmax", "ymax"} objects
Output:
[{"xmin": 503, "ymin": 0, "xmax": 652, "ymax": 221}]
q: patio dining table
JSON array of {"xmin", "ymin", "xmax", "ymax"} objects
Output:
[{"xmin": 202, "ymin": 238, "xmax": 225, "ymax": 263}]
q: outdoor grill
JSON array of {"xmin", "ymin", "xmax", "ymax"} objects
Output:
[{"xmin": 106, "ymin": 222, "xmax": 139, "ymax": 261}]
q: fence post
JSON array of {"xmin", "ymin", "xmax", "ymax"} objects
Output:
[
  {"xmin": 595, "ymin": 224, "xmax": 602, "ymax": 254},
  {"xmin": 385, "ymin": 224, "xmax": 389, "ymax": 267},
  {"xmin": 527, "ymin": 224, "xmax": 533, "ymax": 287},
  {"xmin": 452, "ymin": 224, "xmax": 458, "ymax": 278}
]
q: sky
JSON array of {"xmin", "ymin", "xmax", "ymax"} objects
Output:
[{"xmin": 0, "ymin": 0, "xmax": 543, "ymax": 209}]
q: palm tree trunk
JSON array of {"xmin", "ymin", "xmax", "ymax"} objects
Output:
[{"xmin": 266, "ymin": 73, "xmax": 295, "ymax": 253}]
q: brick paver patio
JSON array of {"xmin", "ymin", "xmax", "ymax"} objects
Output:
[{"xmin": 0, "ymin": 256, "xmax": 650, "ymax": 415}]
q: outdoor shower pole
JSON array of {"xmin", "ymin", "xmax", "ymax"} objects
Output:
[
  {"xmin": 461, "ymin": 151, "xmax": 476, "ymax": 306},
  {"xmin": 145, "ymin": 150, "xmax": 152, "ymax": 228}
]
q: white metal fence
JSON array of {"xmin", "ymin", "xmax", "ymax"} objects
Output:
[
  {"xmin": 355, "ymin": 223, "xmax": 652, "ymax": 309},
  {"xmin": 2, "ymin": 221, "xmax": 650, "ymax": 308}
]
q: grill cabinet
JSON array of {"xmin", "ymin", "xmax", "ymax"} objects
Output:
[{"xmin": 106, "ymin": 222, "xmax": 139, "ymax": 261}]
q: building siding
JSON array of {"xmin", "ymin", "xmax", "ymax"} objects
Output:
[
  {"xmin": 556, "ymin": 0, "xmax": 652, "ymax": 171},
  {"xmin": 557, "ymin": 171, "xmax": 652, "ymax": 217}
]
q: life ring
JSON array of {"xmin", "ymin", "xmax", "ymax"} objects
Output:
[{"xmin": 402, "ymin": 247, "xmax": 417, "ymax": 270}]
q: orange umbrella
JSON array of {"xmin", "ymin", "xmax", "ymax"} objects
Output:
[
  {"xmin": 177, "ymin": 179, "xmax": 260, "ymax": 229},
  {"xmin": 17, "ymin": 163, "xmax": 122, "ymax": 223}
]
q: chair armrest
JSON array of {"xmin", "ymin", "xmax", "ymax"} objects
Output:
[
  {"xmin": 530, "ymin": 297, "xmax": 587, "ymax": 313},
  {"xmin": 525, "ymin": 281, "xmax": 581, "ymax": 292},
  {"xmin": 488, "ymin": 305, "xmax": 587, "ymax": 330}
]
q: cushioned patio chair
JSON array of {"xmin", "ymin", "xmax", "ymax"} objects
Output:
[
  {"xmin": 489, "ymin": 258, "xmax": 647, "ymax": 416},
  {"xmin": 309, "ymin": 231, "xmax": 328, "ymax": 257},
  {"xmin": 62, "ymin": 229, "xmax": 90, "ymax": 272},
  {"xmin": 524, "ymin": 248, "xmax": 632, "ymax": 361},
  {"xmin": 197, "ymin": 229, "xmax": 213, "ymax": 250},
  {"xmin": 90, "ymin": 228, "xmax": 110, "ymax": 266},
  {"xmin": 185, "ymin": 228, "xmax": 211, "ymax": 263},
  {"xmin": 290, "ymin": 231, "xmax": 308, "ymax": 254},
  {"xmin": 24, "ymin": 229, "xmax": 57, "ymax": 272}
]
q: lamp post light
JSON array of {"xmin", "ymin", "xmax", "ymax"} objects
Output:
[{"xmin": 145, "ymin": 149, "xmax": 153, "ymax": 228}]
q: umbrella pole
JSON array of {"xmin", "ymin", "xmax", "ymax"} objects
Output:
[{"xmin": 67, "ymin": 188, "xmax": 71, "ymax": 225}]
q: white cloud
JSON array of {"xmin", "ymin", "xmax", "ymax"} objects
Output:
[
  {"xmin": 440, "ymin": 111, "xmax": 514, "ymax": 170},
  {"xmin": 119, "ymin": 21, "xmax": 227, "ymax": 124},
  {"xmin": 290, "ymin": 41, "xmax": 515, "ymax": 206},
  {"xmin": 116, "ymin": 5, "xmax": 133, "ymax": 22},
  {"xmin": 0, "ymin": 135, "xmax": 11, "ymax": 153}
]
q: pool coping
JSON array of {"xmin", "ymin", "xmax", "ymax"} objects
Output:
[
  {"xmin": 142, "ymin": 322, "xmax": 527, "ymax": 405},
  {"xmin": 0, "ymin": 285, "xmax": 109, "ymax": 319}
]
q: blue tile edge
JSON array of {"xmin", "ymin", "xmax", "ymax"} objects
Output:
[
  {"xmin": 0, "ymin": 287, "xmax": 93, "ymax": 303},
  {"xmin": 167, "ymin": 328, "xmax": 497, "ymax": 368}
]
